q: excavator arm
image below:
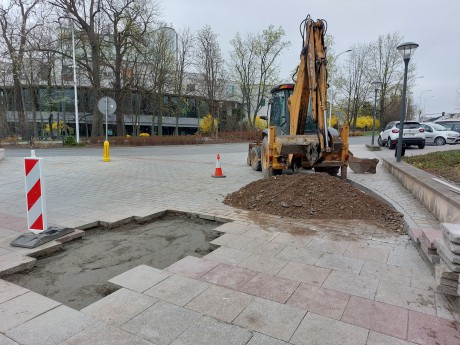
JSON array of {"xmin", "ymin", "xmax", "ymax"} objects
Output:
[{"xmin": 288, "ymin": 16, "xmax": 329, "ymax": 154}]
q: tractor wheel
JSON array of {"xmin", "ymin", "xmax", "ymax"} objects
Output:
[
  {"xmin": 261, "ymin": 137, "xmax": 273, "ymax": 178},
  {"xmin": 250, "ymin": 146, "xmax": 262, "ymax": 171}
]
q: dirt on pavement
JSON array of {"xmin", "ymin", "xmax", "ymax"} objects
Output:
[{"xmin": 224, "ymin": 173, "xmax": 404, "ymax": 233}]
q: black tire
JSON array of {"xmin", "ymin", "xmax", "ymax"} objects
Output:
[
  {"xmin": 314, "ymin": 167, "xmax": 339, "ymax": 176},
  {"xmin": 388, "ymin": 137, "xmax": 396, "ymax": 150},
  {"xmin": 418, "ymin": 143, "xmax": 425, "ymax": 149},
  {"xmin": 273, "ymin": 169, "xmax": 282, "ymax": 176},
  {"xmin": 261, "ymin": 137, "xmax": 273, "ymax": 178},
  {"xmin": 250, "ymin": 146, "xmax": 262, "ymax": 171},
  {"xmin": 434, "ymin": 137, "xmax": 446, "ymax": 146},
  {"xmin": 377, "ymin": 136, "xmax": 384, "ymax": 147}
]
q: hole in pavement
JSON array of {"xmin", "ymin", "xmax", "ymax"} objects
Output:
[{"xmin": 3, "ymin": 211, "xmax": 223, "ymax": 310}]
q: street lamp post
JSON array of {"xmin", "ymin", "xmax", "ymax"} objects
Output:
[
  {"xmin": 329, "ymin": 49, "xmax": 352, "ymax": 127},
  {"xmin": 418, "ymin": 89, "xmax": 432, "ymax": 121},
  {"xmin": 423, "ymin": 95, "xmax": 434, "ymax": 120},
  {"xmin": 396, "ymin": 42, "xmax": 419, "ymax": 163},
  {"xmin": 371, "ymin": 81, "xmax": 382, "ymax": 146}
]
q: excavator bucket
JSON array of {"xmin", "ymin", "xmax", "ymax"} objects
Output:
[{"xmin": 348, "ymin": 151, "xmax": 379, "ymax": 174}]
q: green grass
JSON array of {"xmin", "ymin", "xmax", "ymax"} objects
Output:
[{"xmin": 403, "ymin": 150, "xmax": 460, "ymax": 185}]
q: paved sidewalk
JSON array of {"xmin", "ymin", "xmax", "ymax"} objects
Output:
[{"xmin": 0, "ymin": 144, "xmax": 459, "ymax": 345}]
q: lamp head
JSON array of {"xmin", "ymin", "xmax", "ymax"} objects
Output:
[
  {"xmin": 397, "ymin": 42, "xmax": 419, "ymax": 60},
  {"xmin": 371, "ymin": 81, "xmax": 382, "ymax": 91}
]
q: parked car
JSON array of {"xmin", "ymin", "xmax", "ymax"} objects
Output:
[
  {"xmin": 434, "ymin": 120, "xmax": 460, "ymax": 134},
  {"xmin": 378, "ymin": 121, "xmax": 425, "ymax": 149},
  {"xmin": 421, "ymin": 122, "xmax": 459, "ymax": 145}
]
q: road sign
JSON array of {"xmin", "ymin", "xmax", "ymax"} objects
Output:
[
  {"xmin": 97, "ymin": 96, "xmax": 116, "ymax": 115},
  {"xmin": 97, "ymin": 97, "xmax": 117, "ymax": 142}
]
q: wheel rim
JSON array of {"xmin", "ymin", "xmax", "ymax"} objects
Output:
[{"xmin": 435, "ymin": 137, "xmax": 445, "ymax": 146}]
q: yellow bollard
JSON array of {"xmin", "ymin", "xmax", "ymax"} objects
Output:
[{"xmin": 103, "ymin": 140, "xmax": 111, "ymax": 162}]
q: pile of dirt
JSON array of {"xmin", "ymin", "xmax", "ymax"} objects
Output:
[{"xmin": 224, "ymin": 173, "xmax": 404, "ymax": 233}]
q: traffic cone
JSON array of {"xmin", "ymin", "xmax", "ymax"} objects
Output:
[{"xmin": 211, "ymin": 154, "xmax": 226, "ymax": 178}]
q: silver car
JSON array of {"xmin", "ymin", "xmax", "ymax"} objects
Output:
[{"xmin": 421, "ymin": 122, "xmax": 460, "ymax": 145}]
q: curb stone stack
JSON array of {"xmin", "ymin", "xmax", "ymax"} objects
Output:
[{"xmin": 435, "ymin": 223, "xmax": 460, "ymax": 298}]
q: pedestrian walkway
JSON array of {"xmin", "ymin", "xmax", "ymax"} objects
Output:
[{"xmin": 0, "ymin": 144, "xmax": 459, "ymax": 345}]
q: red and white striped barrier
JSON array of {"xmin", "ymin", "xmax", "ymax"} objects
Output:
[{"xmin": 24, "ymin": 150, "xmax": 47, "ymax": 233}]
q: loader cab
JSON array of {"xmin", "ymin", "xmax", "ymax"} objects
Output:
[{"xmin": 269, "ymin": 84, "xmax": 294, "ymax": 135}]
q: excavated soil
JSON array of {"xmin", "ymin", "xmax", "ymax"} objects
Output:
[{"xmin": 224, "ymin": 173, "xmax": 404, "ymax": 233}]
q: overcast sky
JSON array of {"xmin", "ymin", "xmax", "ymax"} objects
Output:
[{"xmin": 161, "ymin": 0, "xmax": 459, "ymax": 116}]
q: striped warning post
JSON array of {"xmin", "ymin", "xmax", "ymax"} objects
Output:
[{"xmin": 24, "ymin": 150, "xmax": 47, "ymax": 233}]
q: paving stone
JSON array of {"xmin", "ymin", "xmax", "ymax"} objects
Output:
[
  {"xmin": 5, "ymin": 305, "xmax": 94, "ymax": 345},
  {"xmin": 322, "ymin": 271, "xmax": 378, "ymax": 300},
  {"xmin": 108, "ymin": 264, "xmax": 172, "ymax": 292},
  {"xmin": 421, "ymin": 228, "xmax": 442, "ymax": 250},
  {"xmin": 441, "ymin": 223, "xmax": 460, "ymax": 244},
  {"xmin": 435, "ymin": 292, "xmax": 460, "ymax": 321},
  {"xmin": 165, "ymin": 256, "xmax": 219, "ymax": 279},
  {"xmin": 171, "ymin": 315, "xmax": 253, "ymax": 345},
  {"xmin": 275, "ymin": 246, "xmax": 322, "ymax": 265},
  {"xmin": 437, "ymin": 239, "xmax": 460, "ymax": 264},
  {"xmin": 387, "ymin": 248, "xmax": 429, "ymax": 272},
  {"xmin": 233, "ymin": 297, "xmax": 306, "ymax": 341},
  {"xmin": 185, "ymin": 285, "xmax": 253, "ymax": 323},
  {"xmin": 0, "ymin": 252, "xmax": 36, "ymax": 276},
  {"xmin": 0, "ymin": 235, "xmax": 62, "ymax": 258},
  {"xmin": 445, "ymin": 239, "xmax": 460, "ymax": 254},
  {"xmin": 411, "ymin": 270, "xmax": 437, "ymax": 291},
  {"xmin": 214, "ymin": 222, "xmax": 249, "ymax": 235},
  {"xmin": 238, "ymin": 254, "xmax": 288, "ymax": 275},
  {"xmin": 286, "ymin": 283, "xmax": 349, "ymax": 320},
  {"xmin": 315, "ymin": 253, "xmax": 364, "ymax": 274},
  {"xmin": 277, "ymin": 261, "xmax": 330, "ymax": 286},
  {"xmin": 144, "ymin": 274, "xmax": 209, "ymax": 306},
  {"xmin": 407, "ymin": 310, "xmax": 460, "ymax": 345},
  {"xmin": 201, "ymin": 264, "xmax": 257, "ymax": 290},
  {"xmin": 241, "ymin": 238, "xmax": 286, "ymax": 256},
  {"xmin": 306, "ymin": 238, "xmax": 350, "ymax": 254},
  {"xmin": 375, "ymin": 280, "xmax": 436, "ymax": 315},
  {"xmin": 343, "ymin": 243, "xmax": 390, "ymax": 263},
  {"xmin": 203, "ymin": 246, "xmax": 252, "ymax": 266},
  {"xmin": 246, "ymin": 332, "xmax": 289, "ymax": 345},
  {"xmin": 359, "ymin": 261, "xmax": 412, "ymax": 286},
  {"xmin": 0, "ymin": 291, "xmax": 60, "ymax": 332},
  {"xmin": 271, "ymin": 232, "xmax": 314, "ymax": 247},
  {"xmin": 121, "ymin": 301, "xmax": 201, "ymax": 345},
  {"xmin": 56, "ymin": 229, "xmax": 84, "ymax": 243},
  {"xmin": 211, "ymin": 233, "xmax": 250, "ymax": 250},
  {"xmin": 241, "ymin": 228, "xmax": 279, "ymax": 241},
  {"xmin": 239, "ymin": 273, "xmax": 299, "ymax": 304},
  {"xmin": 290, "ymin": 312, "xmax": 368, "ymax": 345},
  {"xmin": 81, "ymin": 288, "xmax": 158, "ymax": 326},
  {"xmin": 0, "ymin": 279, "xmax": 29, "ymax": 304},
  {"xmin": 341, "ymin": 295, "xmax": 408, "ymax": 339},
  {"xmin": 60, "ymin": 322, "xmax": 154, "ymax": 345},
  {"xmin": 0, "ymin": 334, "xmax": 19, "ymax": 345},
  {"xmin": 366, "ymin": 331, "xmax": 418, "ymax": 345}
]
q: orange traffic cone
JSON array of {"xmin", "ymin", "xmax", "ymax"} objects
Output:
[{"xmin": 211, "ymin": 154, "xmax": 226, "ymax": 178}]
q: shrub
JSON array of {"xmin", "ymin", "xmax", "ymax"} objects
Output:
[
  {"xmin": 199, "ymin": 114, "xmax": 218, "ymax": 134},
  {"xmin": 63, "ymin": 136, "xmax": 77, "ymax": 146}
]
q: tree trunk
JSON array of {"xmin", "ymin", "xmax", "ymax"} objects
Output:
[{"xmin": 13, "ymin": 77, "xmax": 28, "ymax": 139}]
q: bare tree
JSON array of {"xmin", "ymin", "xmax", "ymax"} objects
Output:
[
  {"xmin": 50, "ymin": 0, "xmax": 106, "ymax": 137},
  {"xmin": 101, "ymin": 0, "xmax": 159, "ymax": 136},
  {"xmin": 195, "ymin": 25, "xmax": 225, "ymax": 137},
  {"xmin": 143, "ymin": 26, "xmax": 176, "ymax": 136},
  {"xmin": 367, "ymin": 33, "xmax": 405, "ymax": 126},
  {"xmin": 229, "ymin": 25, "xmax": 289, "ymax": 128},
  {"xmin": 0, "ymin": 0, "xmax": 44, "ymax": 138},
  {"xmin": 173, "ymin": 27, "xmax": 194, "ymax": 135},
  {"xmin": 336, "ymin": 44, "xmax": 372, "ymax": 131}
]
